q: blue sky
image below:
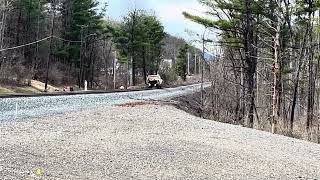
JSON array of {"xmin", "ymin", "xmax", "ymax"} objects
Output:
[{"xmin": 101, "ymin": 0, "xmax": 208, "ymax": 41}]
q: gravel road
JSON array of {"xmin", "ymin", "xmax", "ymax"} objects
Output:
[
  {"xmin": 0, "ymin": 83, "xmax": 208, "ymax": 122},
  {"xmin": 1, "ymin": 104, "xmax": 320, "ymax": 179}
]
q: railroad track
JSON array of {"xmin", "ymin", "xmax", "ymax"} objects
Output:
[
  {"xmin": 0, "ymin": 82, "xmax": 203, "ymax": 98},
  {"xmin": 0, "ymin": 88, "xmax": 151, "ymax": 98},
  {"xmin": 0, "ymin": 83, "xmax": 210, "ymax": 121}
]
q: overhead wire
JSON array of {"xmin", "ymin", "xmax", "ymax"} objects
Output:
[
  {"xmin": 52, "ymin": 35, "xmax": 82, "ymax": 43},
  {"xmin": 0, "ymin": 35, "xmax": 83, "ymax": 52},
  {"xmin": 0, "ymin": 36, "xmax": 51, "ymax": 52}
]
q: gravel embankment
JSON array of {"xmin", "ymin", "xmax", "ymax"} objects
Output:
[
  {"xmin": 1, "ymin": 104, "xmax": 320, "ymax": 179},
  {"xmin": 0, "ymin": 83, "xmax": 209, "ymax": 122}
]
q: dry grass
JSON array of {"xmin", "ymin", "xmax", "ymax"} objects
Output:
[
  {"xmin": 115, "ymin": 101, "xmax": 163, "ymax": 107},
  {"xmin": 0, "ymin": 79, "xmax": 60, "ymax": 94},
  {"xmin": 0, "ymin": 85, "xmax": 42, "ymax": 94},
  {"xmin": 0, "ymin": 87, "xmax": 13, "ymax": 93},
  {"xmin": 115, "ymin": 100, "xmax": 178, "ymax": 108},
  {"xmin": 29, "ymin": 80, "xmax": 60, "ymax": 92}
]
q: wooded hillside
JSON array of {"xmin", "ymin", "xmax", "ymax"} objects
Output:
[{"xmin": 184, "ymin": 0, "xmax": 320, "ymax": 142}]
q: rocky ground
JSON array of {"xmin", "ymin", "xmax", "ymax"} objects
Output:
[{"xmin": 1, "ymin": 103, "xmax": 320, "ymax": 179}]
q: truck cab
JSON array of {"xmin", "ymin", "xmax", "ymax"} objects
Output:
[{"xmin": 147, "ymin": 74, "xmax": 163, "ymax": 88}]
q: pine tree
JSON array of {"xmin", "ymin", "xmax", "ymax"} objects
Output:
[
  {"xmin": 60, "ymin": 0, "xmax": 103, "ymax": 87},
  {"xmin": 139, "ymin": 13, "xmax": 165, "ymax": 83},
  {"xmin": 113, "ymin": 10, "xmax": 165, "ymax": 86},
  {"xmin": 175, "ymin": 43, "xmax": 189, "ymax": 81}
]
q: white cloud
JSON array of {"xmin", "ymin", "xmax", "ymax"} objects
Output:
[
  {"xmin": 153, "ymin": 0, "xmax": 207, "ymax": 23},
  {"xmin": 147, "ymin": 0, "xmax": 209, "ymax": 41}
]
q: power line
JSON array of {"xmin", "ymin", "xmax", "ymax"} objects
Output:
[
  {"xmin": 52, "ymin": 36, "xmax": 82, "ymax": 43},
  {"xmin": 0, "ymin": 36, "xmax": 85, "ymax": 53},
  {"xmin": 0, "ymin": 36, "xmax": 51, "ymax": 52}
]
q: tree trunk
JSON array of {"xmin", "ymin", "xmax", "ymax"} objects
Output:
[
  {"xmin": 44, "ymin": 1, "xmax": 56, "ymax": 92},
  {"xmin": 289, "ymin": 23, "xmax": 309, "ymax": 136},
  {"xmin": 16, "ymin": 9, "xmax": 22, "ymax": 46},
  {"xmin": 244, "ymin": 0, "xmax": 256, "ymax": 128},
  {"xmin": 0, "ymin": 0, "xmax": 9, "ymax": 74},
  {"xmin": 272, "ymin": 5, "xmax": 281, "ymax": 134},
  {"xmin": 307, "ymin": 8, "xmax": 315, "ymax": 136}
]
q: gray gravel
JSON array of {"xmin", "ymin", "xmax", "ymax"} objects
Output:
[
  {"xmin": 1, "ymin": 104, "xmax": 320, "ymax": 179},
  {"xmin": 0, "ymin": 83, "xmax": 208, "ymax": 122}
]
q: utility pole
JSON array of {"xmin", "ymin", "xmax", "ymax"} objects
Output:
[
  {"xmin": 44, "ymin": 0, "xmax": 56, "ymax": 92},
  {"xmin": 198, "ymin": 55, "xmax": 201, "ymax": 74},
  {"xmin": 125, "ymin": 56, "xmax": 129, "ymax": 89},
  {"xmin": 201, "ymin": 37, "xmax": 204, "ymax": 107},
  {"xmin": 194, "ymin": 54, "xmax": 197, "ymax": 74},
  {"xmin": 129, "ymin": 9, "xmax": 137, "ymax": 87},
  {"xmin": 113, "ymin": 51, "xmax": 117, "ymax": 90},
  {"xmin": 78, "ymin": 25, "xmax": 87, "ymax": 88},
  {"xmin": 200, "ymin": 28, "xmax": 207, "ymax": 117},
  {"xmin": 79, "ymin": 26, "xmax": 83, "ymax": 88},
  {"xmin": 187, "ymin": 52, "xmax": 190, "ymax": 75},
  {"xmin": 130, "ymin": 56, "xmax": 133, "ymax": 86},
  {"xmin": 173, "ymin": 49, "xmax": 176, "ymax": 71},
  {"xmin": 77, "ymin": 25, "xmax": 90, "ymax": 88}
]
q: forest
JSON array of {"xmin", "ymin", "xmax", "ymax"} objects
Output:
[
  {"xmin": 182, "ymin": 0, "xmax": 320, "ymax": 142},
  {"xmin": 0, "ymin": 0, "xmax": 200, "ymax": 92}
]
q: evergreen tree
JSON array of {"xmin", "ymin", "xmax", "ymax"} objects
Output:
[
  {"xmin": 60, "ymin": 0, "xmax": 104, "ymax": 87},
  {"xmin": 113, "ymin": 9, "xmax": 141, "ymax": 86},
  {"xmin": 175, "ymin": 43, "xmax": 189, "ymax": 81},
  {"xmin": 113, "ymin": 10, "xmax": 165, "ymax": 85},
  {"xmin": 139, "ymin": 13, "xmax": 165, "ymax": 82}
]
